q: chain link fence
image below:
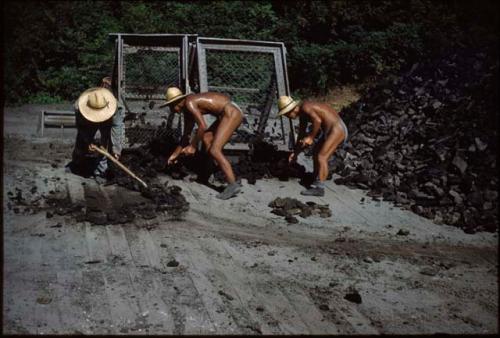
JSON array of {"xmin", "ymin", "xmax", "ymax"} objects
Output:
[
  {"xmin": 112, "ymin": 35, "xmax": 291, "ymax": 149},
  {"xmin": 204, "ymin": 49, "xmax": 280, "ymax": 144},
  {"xmin": 116, "ymin": 35, "xmax": 188, "ymax": 147},
  {"xmin": 122, "ymin": 46, "xmax": 180, "ymax": 100}
]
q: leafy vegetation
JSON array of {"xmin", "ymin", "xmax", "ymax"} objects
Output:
[{"xmin": 2, "ymin": 0, "xmax": 498, "ymax": 104}]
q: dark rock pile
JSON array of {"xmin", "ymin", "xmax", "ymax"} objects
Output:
[
  {"xmin": 42, "ymin": 182, "xmax": 188, "ymax": 226},
  {"xmin": 335, "ymin": 50, "xmax": 498, "ymax": 233},
  {"xmin": 269, "ymin": 197, "xmax": 332, "ymax": 223},
  {"xmin": 119, "ymin": 131, "xmax": 309, "ymax": 185},
  {"xmin": 217, "ymin": 141, "xmax": 308, "ymax": 184}
]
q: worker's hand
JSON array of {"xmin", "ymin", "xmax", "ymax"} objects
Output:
[
  {"xmin": 288, "ymin": 152, "xmax": 297, "ymax": 163},
  {"xmin": 299, "ymin": 136, "xmax": 314, "ymax": 147},
  {"xmin": 88, "ymin": 144, "xmax": 97, "ymax": 152},
  {"xmin": 167, "ymin": 154, "xmax": 179, "ymax": 166},
  {"xmin": 181, "ymin": 145, "xmax": 196, "ymax": 157},
  {"xmin": 114, "ymin": 153, "xmax": 120, "ymax": 160}
]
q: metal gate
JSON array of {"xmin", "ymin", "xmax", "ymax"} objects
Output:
[
  {"xmin": 109, "ymin": 34, "xmax": 293, "ymax": 149},
  {"xmin": 110, "ymin": 34, "xmax": 194, "ymax": 146},
  {"xmin": 197, "ymin": 38, "xmax": 293, "ymax": 149}
]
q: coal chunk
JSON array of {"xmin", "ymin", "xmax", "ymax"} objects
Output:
[
  {"xmin": 344, "ymin": 290, "xmax": 362, "ymax": 304},
  {"xmin": 269, "ymin": 197, "xmax": 332, "ymax": 222},
  {"xmin": 167, "ymin": 259, "xmax": 179, "ymax": 267}
]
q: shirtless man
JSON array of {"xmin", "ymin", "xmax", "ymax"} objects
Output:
[
  {"xmin": 277, "ymin": 96, "xmax": 348, "ymax": 197},
  {"xmin": 161, "ymin": 87, "xmax": 243, "ymax": 200}
]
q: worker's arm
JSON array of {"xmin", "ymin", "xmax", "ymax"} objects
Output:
[
  {"xmin": 186, "ymin": 101, "xmax": 207, "ymax": 148},
  {"xmin": 168, "ymin": 113, "xmax": 194, "ymax": 165},
  {"xmin": 301, "ymin": 106, "xmax": 321, "ymax": 146},
  {"xmin": 289, "ymin": 114, "xmax": 308, "ymax": 162}
]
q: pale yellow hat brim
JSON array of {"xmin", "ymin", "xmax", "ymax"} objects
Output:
[
  {"xmin": 278, "ymin": 100, "xmax": 300, "ymax": 116},
  {"xmin": 159, "ymin": 94, "xmax": 188, "ymax": 108},
  {"xmin": 77, "ymin": 88, "xmax": 117, "ymax": 123}
]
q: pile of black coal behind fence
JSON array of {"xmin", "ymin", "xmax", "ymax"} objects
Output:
[
  {"xmin": 334, "ymin": 50, "xmax": 498, "ymax": 233},
  {"xmin": 269, "ymin": 197, "xmax": 332, "ymax": 224}
]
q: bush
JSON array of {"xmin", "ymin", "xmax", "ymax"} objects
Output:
[{"xmin": 2, "ymin": 0, "xmax": 498, "ymax": 103}]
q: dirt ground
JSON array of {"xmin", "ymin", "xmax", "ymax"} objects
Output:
[{"xmin": 2, "ymin": 105, "xmax": 498, "ymax": 334}]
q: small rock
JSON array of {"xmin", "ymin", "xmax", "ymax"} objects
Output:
[
  {"xmin": 84, "ymin": 260, "xmax": 102, "ymax": 264},
  {"xmin": 344, "ymin": 290, "xmax": 362, "ymax": 304},
  {"xmin": 448, "ymin": 190, "xmax": 463, "ymax": 205},
  {"xmin": 396, "ymin": 229, "xmax": 410, "ymax": 236},
  {"xmin": 167, "ymin": 259, "xmax": 179, "ymax": 267},
  {"xmin": 363, "ymin": 257, "xmax": 374, "ymax": 263},
  {"xmin": 218, "ymin": 290, "xmax": 234, "ymax": 301},
  {"xmin": 30, "ymin": 233, "xmax": 46, "ymax": 237},
  {"xmin": 420, "ymin": 267, "xmax": 439, "ymax": 276},
  {"xmin": 46, "ymin": 211, "xmax": 53, "ymax": 219},
  {"xmin": 452, "ymin": 154, "xmax": 468, "ymax": 174},
  {"xmin": 285, "ymin": 215, "xmax": 299, "ymax": 224},
  {"xmin": 36, "ymin": 296, "xmax": 52, "ymax": 304},
  {"xmin": 319, "ymin": 304, "xmax": 330, "ymax": 311},
  {"xmin": 474, "ymin": 137, "xmax": 487, "ymax": 151},
  {"xmin": 256, "ymin": 306, "xmax": 264, "ymax": 312},
  {"xmin": 267, "ymin": 250, "xmax": 277, "ymax": 256}
]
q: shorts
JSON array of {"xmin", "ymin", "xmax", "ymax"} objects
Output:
[{"xmin": 317, "ymin": 118, "xmax": 349, "ymax": 147}]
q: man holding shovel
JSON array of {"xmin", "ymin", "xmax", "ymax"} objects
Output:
[
  {"xmin": 66, "ymin": 77, "xmax": 125, "ymax": 183},
  {"xmin": 161, "ymin": 87, "xmax": 243, "ymax": 200},
  {"xmin": 277, "ymin": 96, "xmax": 348, "ymax": 197}
]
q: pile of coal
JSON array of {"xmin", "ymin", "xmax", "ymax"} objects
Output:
[
  {"xmin": 139, "ymin": 183, "xmax": 189, "ymax": 219},
  {"xmin": 41, "ymin": 183, "xmax": 189, "ymax": 226},
  {"xmin": 269, "ymin": 197, "xmax": 332, "ymax": 223},
  {"xmin": 7, "ymin": 187, "xmax": 64, "ymax": 216},
  {"xmin": 334, "ymin": 50, "xmax": 498, "ymax": 233},
  {"xmin": 217, "ymin": 141, "xmax": 307, "ymax": 184},
  {"xmin": 118, "ymin": 129, "xmax": 309, "ymax": 185}
]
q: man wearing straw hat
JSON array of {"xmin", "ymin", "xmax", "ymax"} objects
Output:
[
  {"xmin": 67, "ymin": 77, "xmax": 125, "ymax": 182},
  {"xmin": 161, "ymin": 87, "xmax": 243, "ymax": 200},
  {"xmin": 277, "ymin": 96, "xmax": 348, "ymax": 197}
]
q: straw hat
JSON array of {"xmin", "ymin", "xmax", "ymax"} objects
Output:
[
  {"xmin": 159, "ymin": 87, "xmax": 188, "ymax": 108},
  {"xmin": 77, "ymin": 87, "xmax": 117, "ymax": 123},
  {"xmin": 277, "ymin": 95, "xmax": 300, "ymax": 116}
]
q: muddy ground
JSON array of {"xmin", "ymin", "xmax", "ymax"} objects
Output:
[{"xmin": 2, "ymin": 105, "xmax": 498, "ymax": 334}]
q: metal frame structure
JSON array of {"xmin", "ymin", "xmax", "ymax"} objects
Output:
[
  {"xmin": 109, "ymin": 33, "xmax": 196, "ymax": 103},
  {"xmin": 108, "ymin": 33, "xmax": 294, "ymax": 149},
  {"xmin": 196, "ymin": 37, "xmax": 294, "ymax": 148}
]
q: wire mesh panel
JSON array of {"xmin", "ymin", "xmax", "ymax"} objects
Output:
[
  {"xmin": 197, "ymin": 38, "xmax": 293, "ymax": 149},
  {"xmin": 205, "ymin": 50, "xmax": 279, "ymax": 144},
  {"xmin": 110, "ymin": 34, "xmax": 292, "ymax": 149},
  {"xmin": 111, "ymin": 34, "xmax": 191, "ymax": 147},
  {"xmin": 122, "ymin": 46, "xmax": 180, "ymax": 100}
]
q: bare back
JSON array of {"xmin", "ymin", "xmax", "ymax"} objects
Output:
[
  {"xmin": 301, "ymin": 101, "xmax": 341, "ymax": 133},
  {"xmin": 185, "ymin": 92, "xmax": 231, "ymax": 118}
]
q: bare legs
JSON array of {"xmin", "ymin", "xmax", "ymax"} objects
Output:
[
  {"xmin": 302, "ymin": 124, "xmax": 345, "ymax": 196},
  {"xmin": 316, "ymin": 124, "xmax": 345, "ymax": 181},
  {"xmin": 201, "ymin": 105, "xmax": 242, "ymax": 184}
]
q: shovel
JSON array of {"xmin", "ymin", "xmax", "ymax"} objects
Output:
[{"xmin": 89, "ymin": 144, "xmax": 148, "ymax": 188}]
